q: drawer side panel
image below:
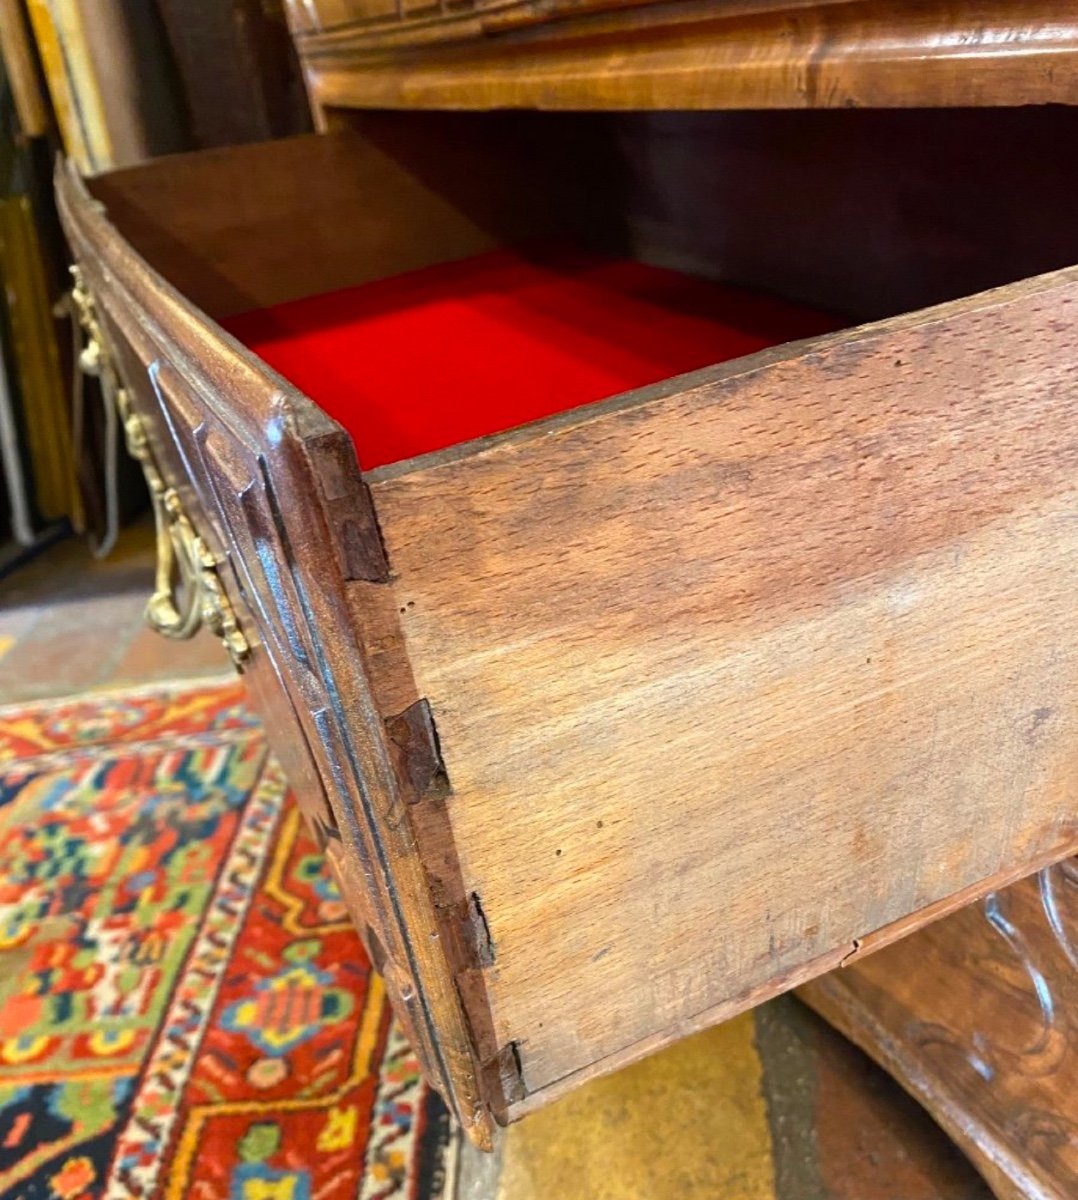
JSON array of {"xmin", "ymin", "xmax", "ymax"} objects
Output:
[{"xmin": 369, "ymin": 266, "xmax": 1078, "ymax": 1109}]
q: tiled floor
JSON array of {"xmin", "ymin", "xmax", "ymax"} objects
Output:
[{"xmin": 0, "ymin": 526, "xmax": 994, "ymax": 1200}]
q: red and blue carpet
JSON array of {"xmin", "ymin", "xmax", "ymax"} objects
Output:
[{"xmin": 0, "ymin": 680, "xmax": 451, "ymax": 1200}]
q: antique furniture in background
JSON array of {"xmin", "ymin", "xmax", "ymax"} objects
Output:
[
  {"xmin": 283, "ymin": 0, "xmax": 1078, "ymax": 115},
  {"xmin": 56, "ymin": 3, "xmax": 1078, "ymax": 1193},
  {"xmin": 800, "ymin": 859, "xmax": 1078, "ymax": 1200}
]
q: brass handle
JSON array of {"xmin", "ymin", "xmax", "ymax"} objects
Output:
[
  {"xmin": 70, "ymin": 265, "xmax": 250, "ymax": 668},
  {"xmin": 145, "ymin": 485, "xmax": 207, "ymax": 641}
]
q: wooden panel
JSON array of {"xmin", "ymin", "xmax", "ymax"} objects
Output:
[
  {"xmin": 154, "ymin": 0, "xmax": 310, "ymax": 148},
  {"xmin": 55, "ymin": 158, "xmax": 498, "ymax": 1148},
  {"xmin": 294, "ymin": 1, "xmax": 1078, "ymax": 112},
  {"xmin": 86, "ymin": 118, "xmax": 619, "ymax": 319},
  {"xmin": 800, "ymin": 859, "xmax": 1078, "ymax": 1200},
  {"xmin": 367, "ymin": 268, "xmax": 1078, "ymax": 1112},
  {"xmin": 617, "ymin": 107, "xmax": 1078, "ymax": 322},
  {"xmin": 283, "ymin": 0, "xmax": 398, "ymax": 33}
]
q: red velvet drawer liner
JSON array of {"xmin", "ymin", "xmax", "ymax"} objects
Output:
[{"xmin": 223, "ymin": 247, "xmax": 841, "ymax": 471}]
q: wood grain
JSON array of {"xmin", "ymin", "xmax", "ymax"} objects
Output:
[
  {"xmin": 292, "ymin": 1, "xmax": 1078, "ymax": 112},
  {"xmin": 368, "ymin": 268, "xmax": 1078, "ymax": 1109},
  {"xmin": 800, "ymin": 859, "xmax": 1078, "ymax": 1200}
]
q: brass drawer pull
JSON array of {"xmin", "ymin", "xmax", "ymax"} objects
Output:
[{"xmin": 69, "ymin": 265, "xmax": 250, "ymax": 667}]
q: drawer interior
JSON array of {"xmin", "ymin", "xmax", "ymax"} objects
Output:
[
  {"xmin": 221, "ymin": 246, "xmax": 840, "ymax": 470},
  {"xmin": 87, "ymin": 107, "xmax": 1078, "ymax": 472}
]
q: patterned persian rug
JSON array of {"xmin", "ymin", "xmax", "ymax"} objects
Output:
[{"xmin": 0, "ymin": 680, "xmax": 452, "ymax": 1200}]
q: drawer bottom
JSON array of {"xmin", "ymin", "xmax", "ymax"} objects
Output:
[{"xmin": 222, "ymin": 245, "xmax": 842, "ymax": 472}]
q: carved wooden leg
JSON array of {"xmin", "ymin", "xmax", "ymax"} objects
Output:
[{"xmin": 798, "ymin": 859, "xmax": 1078, "ymax": 1200}]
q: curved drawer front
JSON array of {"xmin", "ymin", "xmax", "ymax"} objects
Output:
[{"xmin": 55, "ymin": 160, "xmax": 495, "ymax": 1146}]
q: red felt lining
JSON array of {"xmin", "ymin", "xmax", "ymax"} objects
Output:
[{"xmin": 223, "ymin": 247, "xmax": 842, "ymax": 471}]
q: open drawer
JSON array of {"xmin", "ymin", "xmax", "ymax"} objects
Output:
[{"xmin": 56, "ymin": 111, "xmax": 1078, "ymax": 1147}]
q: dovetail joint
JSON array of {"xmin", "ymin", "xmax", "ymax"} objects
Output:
[
  {"xmin": 483, "ymin": 1040, "xmax": 526, "ymax": 1107},
  {"xmin": 385, "ymin": 698, "xmax": 450, "ymax": 804},
  {"xmin": 466, "ymin": 891, "xmax": 495, "ymax": 968}
]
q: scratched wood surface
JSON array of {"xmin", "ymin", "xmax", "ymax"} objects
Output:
[
  {"xmin": 367, "ymin": 270, "xmax": 1078, "ymax": 1110},
  {"xmin": 285, "ymin": 0, "xmax": 1078, "ymax": 114},
  {"xmin": 800, "ymin": 859, "xmax": 1078, "ymax": 1200}
]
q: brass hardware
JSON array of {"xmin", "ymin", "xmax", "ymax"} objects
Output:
[{"xmin": 69, "ymin": 265, "xmax": 250, "ymax": 667}]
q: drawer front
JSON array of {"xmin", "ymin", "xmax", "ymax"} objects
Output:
[{"xmin": 55, "ymin": 160, "xmax": 495, "ymax": 1147}]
